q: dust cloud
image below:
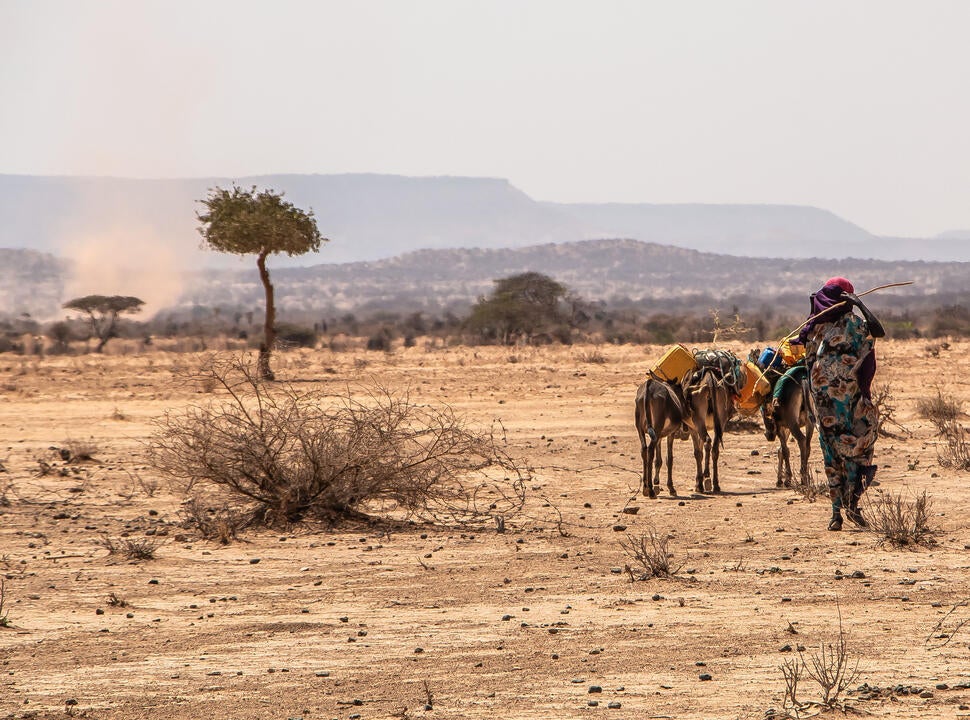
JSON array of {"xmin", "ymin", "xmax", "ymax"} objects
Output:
[{"xmin": 60, "ymin": 224, "xmax": 187, "ymax": 318}]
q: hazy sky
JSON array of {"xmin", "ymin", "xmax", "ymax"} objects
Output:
[{"xmin": 2, "ymin": 0, "xmax": 968, "ymax": 237}]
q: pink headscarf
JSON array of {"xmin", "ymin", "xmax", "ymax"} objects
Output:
[{"xmin": 825, "ymin": 277, "xmax": 855, "ymax": 294}]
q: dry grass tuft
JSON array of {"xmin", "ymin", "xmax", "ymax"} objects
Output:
[
  {"xmin": 99, "ymin": 536, "xmax": 160, "ymax": 561},
  {"xmin": 937, "ymin": 421, "xmax": 970, "ymax": 471},
  {"xmin": 577, "ymin": 348, "xmax": 608, "ymax": 364},
  {"xmin": 916, "ymin": 387, "xmax": 961, "ymax": 432},
  {"xmin": 788, "ymin": 466, "xmax": 829, "ymax": 503},
  {"xmin": 862, "ymin": 488, "xmax": 936, "ymax": 546},
  {"xmin": 62, "ymin": 437, "xmax": 99, "ymax": 463},
  {"xmin": 619, "ymin": 530, "xmax": 683, "ymax": 579}
]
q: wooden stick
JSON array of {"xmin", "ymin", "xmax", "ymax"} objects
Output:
[{"xmin": 857, "ymin": 280, "xmax": 914, "ymax": 297}]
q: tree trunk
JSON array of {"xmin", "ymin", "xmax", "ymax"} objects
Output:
[
  {"xmin": 93, "ymin": 312, "xmax": 116, "ymax": 353},
  {"xmin": 256, "ymin": 252, "xmax": 276, "ymax": 381}
]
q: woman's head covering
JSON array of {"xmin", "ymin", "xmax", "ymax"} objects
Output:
[
  {"xmin": 825, "ymin": 277, "xmax": 854, "ymax": 294},
  {"xmin": 797, "ymin": 278, "xmax": 854, "ymax": 343}
]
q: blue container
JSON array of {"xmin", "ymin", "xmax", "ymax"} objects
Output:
[{"xmin": 758, "ymin": 347, "xmax": 784, "ymax": 371}]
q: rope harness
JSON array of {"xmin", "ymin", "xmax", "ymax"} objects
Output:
[{"xmin": 687, "ymin": 349, "xmax": 745, "ymax": 397}]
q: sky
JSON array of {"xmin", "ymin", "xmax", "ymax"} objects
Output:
[{"xmin": 1, "ymin": 0, "xmax": 968, "ymax": 238}]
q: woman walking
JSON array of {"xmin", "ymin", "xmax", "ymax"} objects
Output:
[{"xmin": 797, "ymin": 277, "xmax": 885, "ymax": 531}]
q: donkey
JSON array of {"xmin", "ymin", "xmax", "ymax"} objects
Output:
[
  {"xmin": 685, "ymin": 360, "xmax": 739, "ymax": 494},
  {"xmin": 760, "ymin": 366, "xmax": 814, "ymax": 486},
  {"xmin": 634, "ymin": 377, "xmax": 705, "ymax": 498}
]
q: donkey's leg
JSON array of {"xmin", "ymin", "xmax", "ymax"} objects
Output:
[
  {"xmin": 801, "ymin": 416, "xmax": 814, "ymax": 485},
  {"xmin": 779, "ymin": 428, "xmax": 794, "ymax": 487},
  {"xmin": 690, "ymin": 431, "xmax": 706, "ymax": 494},
  {"xmin": 654, "ymin": 441, "xmax": 663, "ymax": 494},
  {"xmin": 790, "ymin": 423, "xmax": 809, "ymax": 485},
  {"xmin": 665, "ymin": 434, "xmax": 676, "ymax": 496},
  {"xmin": 703, "ymin": 434, "xmax": 712, "ymax": 481},
  {"xmin": 640, "ymin": 431, "xmax": 655, "ymax": 498},
  {"xmin": 710, "ymin": 428, "xmax": 722, "ymax": 494},
  {"xmin": 775, "ymin": 437, "xmax": 785, "ymax": 487}
]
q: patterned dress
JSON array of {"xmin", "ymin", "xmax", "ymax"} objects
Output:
[{"xmin": 804, "ymin": 313, "xmax": 878, "ymax": 508}]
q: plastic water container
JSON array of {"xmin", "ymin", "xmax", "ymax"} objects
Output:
[
  {"xmin": 758, "ymin": 347, "xmax": 785, "ymax": 371},
  {"xmin": 737, "ymin": 361, "xmax": 772, "ymax": 413},
  {"xmin": 779, "ymin": 339, "xmax": 806, "ymax": 366},
  {"xmin": 651, "ymin": 344, "xmax": 698, "ymax": 384}
]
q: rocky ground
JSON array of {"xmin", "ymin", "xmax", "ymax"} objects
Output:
[{"xmin": 1, "ymin": 339, "xmax": 969, "ymax": 719}]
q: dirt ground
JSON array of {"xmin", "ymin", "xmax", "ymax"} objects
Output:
[{"xmin": 2, "ymin": 339, "xmax": 970, "ymax": 720}]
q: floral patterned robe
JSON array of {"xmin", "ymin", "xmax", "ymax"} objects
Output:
[{"xmin": 804, "ymin": 313, "xmax": 878, "ymax": 506}]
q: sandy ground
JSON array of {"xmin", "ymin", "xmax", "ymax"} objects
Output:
[{"xmin": 2, "ymin": 339, "xmax": 970, "ymax": 720}]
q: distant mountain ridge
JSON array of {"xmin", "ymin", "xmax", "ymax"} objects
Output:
[
  {"xmin": 3, "ymin": 239, "xmax": 966, "ymax": 321},
  {"xmin": 2, "ymin": 173, "xmax": 966, "ymax": 264}
]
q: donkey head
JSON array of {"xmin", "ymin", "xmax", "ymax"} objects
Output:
[{"xmin": 761, "ymin": 401, "xmax": 778, "ymax": 442}]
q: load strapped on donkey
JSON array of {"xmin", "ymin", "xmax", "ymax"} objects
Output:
[
  {"xmin": 737, "ymin": 339, "xmax": 808, "ymax": 416},
  {"xmin": 647, "ymin": 343, "xmax": 745, "ymax": 401}
]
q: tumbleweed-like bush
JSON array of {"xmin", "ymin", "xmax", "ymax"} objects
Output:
[{"xmin": 150, "ymin": 356, "xmax": 527, "ymax": 527}]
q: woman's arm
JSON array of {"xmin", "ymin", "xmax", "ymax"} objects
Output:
[{"xmin": 845, "ymin": 293, "xmax": 886, "ymax": 338}]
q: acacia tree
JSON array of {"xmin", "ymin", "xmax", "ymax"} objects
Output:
[
  {"xmin": 62, "ymin": 295, "xmax": 144, "ymax": 352},
  {"xmin": 466, "ymin": 272, "xmax": 568, "ymax": 344},
  {"xmin": 197, "ymin": 185, "xmax": 325, "ymax": 380}
]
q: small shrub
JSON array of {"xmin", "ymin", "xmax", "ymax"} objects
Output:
[
  {"xmin": 62, "ymin": 437, "xmax": 99, "ymax": 463},
  {"xmin": 0, "ymin": 578, "xmax": 10, "ymax": 627},
  {"xmin": 937, "ymin": 421, "xmax": 970, "ymax": 470},
  {"xmin": 872, "ymin": 382, "xmax": 907, "ymax": 437},
  {"xmin": 135, "ymin": 473, "xmax": 159, "ymax": 498},
  {"xmin": 916, "ymin": 387, "xmax": 961, "ymax": 433},
  {"xmin": 366, "ymin": 330, "xmax": 392, "ymax": 352},
  {"xmin": 577, "ymin": 348, "xmax": 607, "ymax": 364},
  {"xmin": 802, "ymin": 620, "xmax": 860, "ymax": 709},
  {"xmin": 619, "ymin": 530, "xmax": 683, "ymax": 579},
  {"xmin": 789, "ymin": 467, "xmax": 829, "ymax": 503},
  {"xmin": 276, "ymin": 322, "xmax": 318, "ymax": 349},
  {"xmin": 776, "ymin": 608, "xmax": 861, "ymax": 717},
  {"xmin": 99, "ymin": 536, "xmax": 160, "ymax": 561},
  {"xmin": 180, "ymin": 498, "xmax": 245, "ymax": 544},
  {"xmin": 862, "ymin": 488, "xmax": 936, "ymax": 546}
]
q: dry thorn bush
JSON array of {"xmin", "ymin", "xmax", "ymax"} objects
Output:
[
  {"xmin": 872, "ymin": 382, "xmax": 907, "ymax": 438},
  {"xmin": 776, "ymin": 607, "xmax": 861, "ymax": 717},
  {"xmin": 99, "ymin": 536, "xmax": 160, "ymax": 561},
  {"xmin": 150, "ymin": 355, "xmax": 527, "ymax": 528},
  {"xmin": 862, "ymin": 488, "xmax": 936, "ymax": 546},
  {"xmin": 619, "ymin": 529, "xmax": 684, "ymax": 579}
]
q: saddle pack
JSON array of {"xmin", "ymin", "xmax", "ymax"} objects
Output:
[{"xmin": 690, "ymin": 348, "xmax": 745, "ymax": 395}]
